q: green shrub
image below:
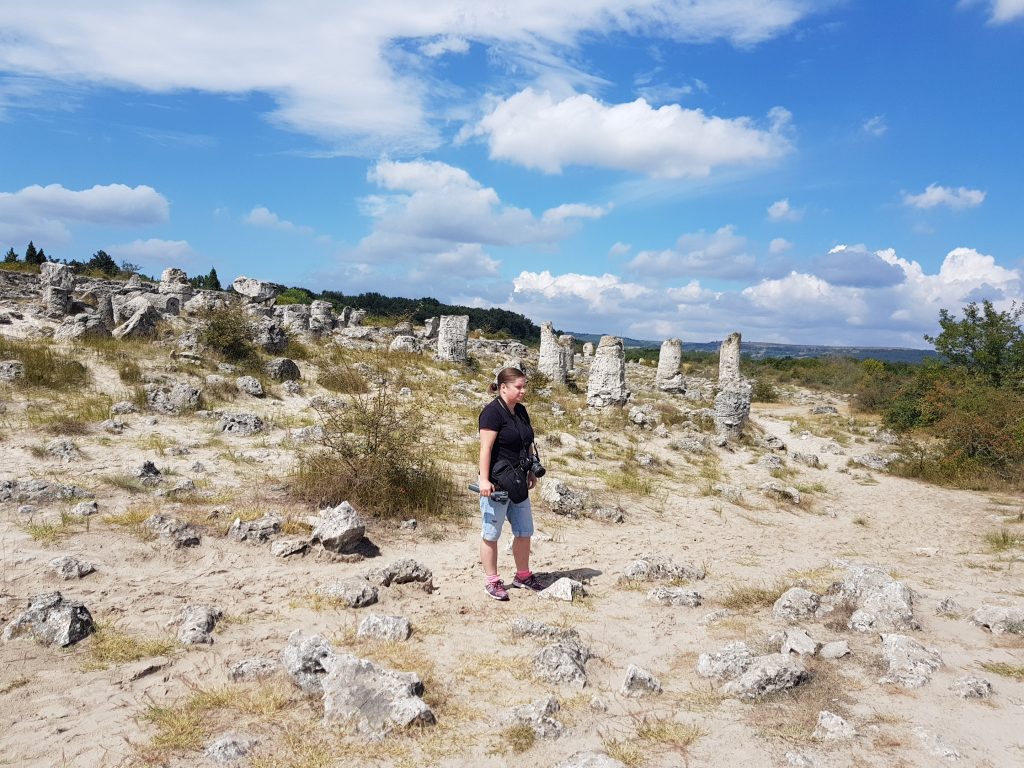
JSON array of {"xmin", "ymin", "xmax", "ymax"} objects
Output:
[
  {"xmin": 0, "ymin": 337, "xmax": 89, "ymax": 389},
  {"xmin": 292, "ymin": 352, "xmax": 456, "ymax": 519},
  {"xmin": 198, "ymin": 307, "xmax": 260, "ymax": 367},
  {"xmin": 751, "ymin": 378, "xmax": 779, "ymax": 403}
]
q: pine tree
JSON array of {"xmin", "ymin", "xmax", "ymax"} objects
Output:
[
  {"xmin": 3, "ymin": 247, "xmax": 17, "ymax": 263},
  {"xmin": 207, "ymin": 267, "xmax": 222, "ymax": 291},
  {"xmin": 36, "ymin": 247, "xmax": 47, "ymax": 263},
  {"xmin": 24, "ymin": 241, "xmax": 40, "ymax": 265}
]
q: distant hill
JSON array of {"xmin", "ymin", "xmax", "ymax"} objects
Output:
[{"xmin": 569, "ymin": 333, "xmax": 937, "ymax": 364}]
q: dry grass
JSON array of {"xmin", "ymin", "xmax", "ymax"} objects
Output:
[
  {"xmin": 720, "ymin": 580, "xmax": 789, "ymax": 611},
  {"xmin": 100, "ymin": 472, "xmax": 149, "ymax": 494},
  {"xmin": 750, "ymin": 660, "xmax": 854, "ymax": 743},
  {"xmin": 20, "ymin": 512, "xmax": 84, "ymax": 545},
  {"xmin": 0, "ymin": 676, "xmax": 30, "ymax": 695},
  {"xmin": 81, "ymin": 622, "xmax": 178, "ymax": 670},
  {"xmin": 102, "ymin": 505, "xmax": 159, "ymax": 538},
  {"xmin": 985, "ymin": 529, "xmax": 1024, "ymax": 552},
  {"xmin": 500, "ymin": 723, "xmax": 536, "ymax": 754},
  {"xmin": 980, "ymin": 661, "xmax": 1024, "ymax": 680},
  {"xmin": 604, "ymin": 715, "xmax": 703, "ymax": 767}
]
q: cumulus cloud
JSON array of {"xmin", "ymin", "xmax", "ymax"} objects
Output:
[
  {"xmin": 903, "ymin": 183, "xmax": 986, "ymax": 210},
  {"xmin": 609, "ymin": 241, "xmax": 632, "ymax": 256},
  {"xmin": 0, "ymin": 2, "xmax": 821, "ymax": 150},
  {"xmin": 0, "ymin": 183, "xmax": 169, "ymax": 245},
  {"xmin": 507, "ymin": 245, "xmax": 1022, "ymax": 346},
  {"xmin": 963, "ymin": 0, "xmax": 1024, "ymax": 23},
  {"xmin": 463, "ymin": 89, "xmax": 793, "ymax": 178},
  {"xmin": 244, "ymin": 206, "xmax": 313, "ymax": 235},
  {"xmin": 766, "ymin": 197, "xmax": 804, "ymax": 222},
  {"xmin": 627, "ymin": 225, "xmax": 755, "ymax": 279},
  {"xmin": 769, "ymin": 237, "xmax": 792, "ymax": 254},
  {"xmin": 107, "ymin": 238, "xmax": 194, "ymax": 267},
  {"xmin": 862, "ymin": 115, "xmax": 887, "ymax": 137}
]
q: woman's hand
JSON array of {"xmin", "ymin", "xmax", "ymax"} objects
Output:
[
  {"xmin": 527, "ymin": 472, "xmax": 537, "ymax": 490},
  {"xmin": 478, "ymin": 477, "xmax": 494, "ymax": 497}
]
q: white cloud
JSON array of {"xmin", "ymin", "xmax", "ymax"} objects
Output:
[
  {"xmin": 766, "ymin": 197, "xmax": 804, "ymax": 222},
  {"xmin": 967, "ymin": 0, "xmax": 1024, "ymax": 23},
  {"xmin": 627, "ymin": 225, "xmax": 754, "ymax": 279},
  {"xmin": 463, "ymin": 89, "xmax": 793, "ymax": 178},
  {"xmin": 0, "ymin": 183, "xmax": 169, "ymax": 246},
  {"xmin": 903, "ymin": 183, "xmax": 986, "ymax": 210},
  {"xmin": 609, "ymin": 241, "xmax": 632, "ymax": 256},
  {"xmin": 862, "ymin": 115, "xmax": 887, "ymax": 137},
  {"xmin": 244, "ymin": 206, "xmax": 313, "ymax": 235},
  {"xmin": 813, "ymin": 244, "xmax": 904, "ymax": 287},
  {"xmin": 0, "ymin": 2, "xmax": 822, "ymax": 150},
  {"xmin": 769, "ymin": 237, "xmax": 792, "ymax": 254},
  {"xmin": 107, "ymin": 238, "xmax": 194, "ymax": 267}
]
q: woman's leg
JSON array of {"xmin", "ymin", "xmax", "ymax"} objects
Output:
[
  {"xmin": 481, "ymin": 538, "xmax": 499, "ymax": 576},
  {"xmin": 511, "ymin": 535, "xmax": 531, "ymax": 573}
]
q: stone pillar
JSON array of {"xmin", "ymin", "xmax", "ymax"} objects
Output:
[
  {"xmin": 42, "ymin": 286, "xmax": 72, "ymax": 317},
  {"xmin": 719, "ymin": 332, "xmax": 742, "ymax": 386},
  {"xmin": 656, "ymin": 338, "xmax": 685, "ymax": 394},
  {"xmin": 436, "ymin": 315, "xmax": 469, "ymax": 362},
  {"xmin": 714, "ymin": 380, "xmax": 752, "ymax": 440},
  {"xmin": 308, "ymin": 300, "xmax": 335, "ymax": 334},
  {"xmin": 559, "ymin": 334, "xmax": 575, "ymax": 374},
  {"xmin": 582, "ymin": 342, "xmax": 594, "ymax": 357},
  {"xmin": 422, "ymin": 317, "xmax": 439, "ymax": 339},
  {"xmin": 97, "ymin": 293, "xmax": 115, "ymax": 330},
  {"xmin": 349, "ymin": 309, "xmax": 367, "ymax": 327},
  {"xmin": 280, "ymin": 303, "xmax": 310, "ymax": 332},
  {"xmin": 337, "ymin": 306, "xmax": 352, "ymax": 328},
  {"xmin": 39, "ymin": 261, "xmax": 76, "ymax": 317},
  {"xmin": 538, "ymin": 322, "xmax": 567, "ymax": 384},
  {"xmin": 586, "ymin": 336, "xmax": 630, "ymax": 408},
  {"xmin": 159, "ymin": 267, "xmax": 193, "ymax": 303}
]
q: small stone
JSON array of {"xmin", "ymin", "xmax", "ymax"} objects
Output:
[
  {"xmin": 646, "ymin": 586, "xmax": 702, "ymax": 607},
  {"xmin": 236, "ymin": 375, "xmax": 265, "ymax": 397},
  {"xmin": 229, "ymin": 657, "xmax": 280, "ymax": 682},
  {"xmin": 819, "ymin": 640, "xmax": 851, "ymax": 660},
  {"xmin": 697, "ymin": 642, "xmax": 753, "ymax": 680},
  {"xmin": 556, "ymin": 753, "xmax": 627, "ymax": 768},
  {"xmin": 177, "ymin": 604, "xmax": 223, "ymax": 645},
  {"xmin": 50, "ymin": 556, "xmax": 95, "ymax": 580},
  {"xmin": 620, "ymin": 664, "xmax": 661, "ymax": 697},
  {"xmin": 271, "ymin": 539, "xmax": 309, "ymax": 558},
  {"xmin": 719, "ymin": 653, "xmax": 809, "ymax": 700},
  {"xmin": 540, "ymin": 577, "xmax": 585, "ymax": 602},
  {"xmin": 950, "ymin": 675, "xmax": 993, "ymax": 699},
  {"xmin": 773, "ymin": 588, "xmax": 821, "ymax": 622},
  {"xmin": 781, "ymin": 628, "xmax": 819, "ymax": 656},
  {"xmin": 533, "ymin": 637, "xmax": 591, "ymax": 688},
  {"xmin": 311, "ymin": 501, "xmax": 365, "ymax": 553},
  {"xmin": 282, "ymin": 630, "xmax": 334, "ymax": 694},
  {"xmin": 69, "ymin": 500, "xmax": 98, "ymax": 517},
  {"xmin": 318, "ymin": 578, "xmax": 378, "ymax": 608},
  {"xmin": 879, "ymin": 634, "xmax": 942, "ymax": 688},
  {"xmin": 812, "ymin": 710, "xmax": 856, "ymax": 741},
  {"xmin": 506, "ymin": 696, "xmax": 564, "ymax": 738},
  {"xmin": 2, "ymin": 592, "xmax": 94, "ymax": 647},
  {"xmin": 357, "ymin": 614, "xmax": 412, "ymax": 642}
]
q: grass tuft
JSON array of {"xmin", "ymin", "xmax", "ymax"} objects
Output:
[
  {"xmin": 720, "ymin": 581, "xmax": 789, "ymax": 611},
  {"xmin": 980, "ymin": 661, "xmax": 1024, "ymax": 680},
  {"xmin": 984, "ymin": 529, "xmax": 1024, "ymax": 552},
  {"xmin": 82, "ymin": 622, "xmax": 178, "ymax": 670}
]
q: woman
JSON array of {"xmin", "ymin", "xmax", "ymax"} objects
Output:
[{"xmin": 477, "ymin": 367, "xmax": 544, "ymax": 600}]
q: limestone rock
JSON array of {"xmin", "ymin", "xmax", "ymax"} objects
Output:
[
  {"xmin": 319, "ymin": 578, "xmax": 378, "ymax": 608},
  {"xmin": 819, "ymin": 640, "xmax": 851, "ymax": 660},
  {"xmin": 0, "ymin": 479, "xmax": 93, "ymax": 503},
  {"xmin": 511, "ymin": 617, "xmax": 580, "ymax": 642},
  {"xmin": 851, "ymin": 453, "xmax": 892, "ymax": 471},
  {"xmin": 812, "ymin": 711, "xmax": 856, "ymax": 741},
  {"xmin": 50, "ymin": 556, "xmax": 95, "ymax": 580},
  {"xmin": 365, "ymin": 558, "xmax": 433, "ymax": 588},
  {"xmin": 311, "ymin": 502, "xmax": 365, "ymax": 553},
  {"xmin": 718, "ymin": 332, "xmax": 742, "ymax": 386},
  {"xmin": 228, "ymin": 513, "xmax": 282, "ymax": 543},
  {"xmin": 253, "ymin": 317, "xmax": 287, "ymax": 353},
  {"xmin": 540, "ymin": 577, "xmax": 585, "ymax": 602},
  {"xmin": 144, "ymin": 513, "xmax": 201, "ymax": 548},
  {"xmin": 3, "ymin": 592, "xmax": 94, "ymax": 647},
  {"xmin": 506, "ymin": 696, "xmax": 563, "ymax": 739},
  {"xmin": 357, "ymin": 614, "xmax": 412, "ymax": 642},
  {"xmin": 556, "ymin": 753, "xmax": 627, "ymax": 768},
  {"xmin": 773, "ymin": 588, "xmax": 821, "ymax": 622},
  {"xmin": 540, "ymin": 479, "xmax": 587, "ymax": 517},
  {"xmin": 282, "ymin": 629, "xmax": 334, "ymax": 694},
  {"xmin": 879, "ymin": 633, "xmax": 941, "ymax": 688},
  {"xmin": 760, "ymin": 480, "xmax": 801, "ymax": 504},
  {"xmin": 950, "ymin": 675, "xmax": 993, "ymax": 699},
  {"xmin": 39, "ymin": 261, "xmax": 77, "ymax": 290},
  {"xmin": 436, "ymin": 315, "xmax": 468, "ymax": 362},
  {"xmin": 158, "ymin": 268, "xmax": 193, "ymax": 302},
  {"xmin": 0, "ymin": 360, "xmax": 25, "ymax": 382},
  {"xmin": 970, "ymin": 604, "xmax": 1024, "ymax": 634},
  {"xmin": 586, "ymin": 336, "xmax": 630, "ymax": 408},
  {"xmin": 714, "ymin": 381, "xmax": 752, "ymax": 439},
  {"xmin": 264, "ymin": 357, "xmax": 300, "ymax": 381},
  {"xmin": 229, "ymin": 657, "xmax": 280, "ymax": 682},
  {"xmin": 780, "ymin": 628, "xmax": 819, "ymax": 656},
  {"xmin": 835, "ymin": 565, "xmax": 917, "ymax": 632},
  {"xmin": 622, "ymin": 556, "xmax": 705, "ymax": 583},
  {"xmin": 45, "ymin": 437, "xmax": 80, "ymax": 463},
  {"xmin": 271, "ymin": 539, "xmax": 309, "ymax": 558},
  {"xmin": 235, "ymin": 375, "xmax": 265, "ymax": 397},
  {"xmin": 533, "ymin": 637, "xmax": 591, "ymax": 688},
  {"xmin": 389, "ymin": 335, "xmax": 418, "ymax": 353},
  {"xmin": 177, "ymin": 604, "xmax": 223, "ymax": 645},
  {"xmin": 655, "ymin": 338, "xmax": 685, "ymax": 393},
  {"xmin": 539, "ymin": 321, "xmax": 568, "ymax": 385},
  {"xmin": 145, "ymin": 381, "xmax": 202, "ymax": 414},
  {"xmin": 720, "ymin": 653, "xmax": 809, "ymax": 700},
  {"xmin": 320, "ymin": 653, "xmax": 435, "ymax": 736},
  {"xmin": 646, "ymin": 586, "xmax": 702, "ymax": 607},
  {"xmin": 205, "ymin": 734, "xmax": 256, "ymax": 763},
  {"xmin": 52, "ymin": 313, "xmax": 111, "ymax": 342},
  {"xmin": 697, "ymin": 642, "xmax": 754, "ymax": 680},
  {"xmin": 232, "ymin": 276, "xmax": 282, "ymax": 303},
  {"xmin": 621, "ymin": 664, "xmax": 661, "ymax": 697},
  {"xmin": 218, "ymin": 412, "xmax": 265, "ymax": 435}
]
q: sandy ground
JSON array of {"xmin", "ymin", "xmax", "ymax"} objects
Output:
[{"xmin": 1, "ymin": 342, "xmax": 1023, "ymax": 768}]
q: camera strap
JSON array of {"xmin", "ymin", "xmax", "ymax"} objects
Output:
[{"xmin": 496, "ymin": 397, "xmax": 532, "ymax": 466}]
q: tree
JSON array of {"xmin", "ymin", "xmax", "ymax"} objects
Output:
[
  {"xmin": 86, "ymin": 250, "xmax": 119, "ymax": 276},
  {"xmin": 206, "ymin": 267, "xmax": 221, "ymax": 291},
  {"xmin": 3, "ymin": 248, "xmax": 16, "ymax": 263},
  {"xmin": 925, "ymin": 300, "xmax": 1024, "ymax": 388},
  {"xmin": 120, "ymin": 261, "xmax": 140, "ymax": 275},
  {"xmin": 36, "ymin": 247, "xmax": 47, "ymax": 263},
  {"xmin": 24, "ymin": 241, "xmax": 41, "ymax": 265}
]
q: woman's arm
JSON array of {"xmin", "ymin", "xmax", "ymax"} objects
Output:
[{"xmin": 478, "ymin": 429, "xmax": 498, "ymax": 496}]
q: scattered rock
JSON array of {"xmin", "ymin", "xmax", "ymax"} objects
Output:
[
  {"xmin": 773, "ymin": 588, "xmax": 821, "ymax": 622},
  {"xmin": 229, "ymin": 657, "xmax": 280, "ymax": 682},
  {"xmin": 622, "ymin": 556, "xmax": 705, "ymax": 583},
  {"xmin": 320, "ymin": 653, "xmax": 435, "ymax": 736},
  {"xmin": 205, "ymin": 734, "xmax": 257, "ymax": 763},
  {"xmin": 812, "ymin": 711, "xmax": 856, "ymax": 741},
  {"xmin": 271, "ymin": 539, "xmax": 309, "ymax": 558},
  {"xmin": 265, "ymin": 357, "xmax": 301, "ymax": 381},
  {"xmin": 357, "ymin": 614, "xmax": 412, "ymax": 642},
  {"xmin": 781, "ymin": 628, "xmax": 819, "ymax": 656},
  {"xmin": 506, "ymin": 696, "xmax": 564, "ymax": 738},
  {"xmin": 621, "ymin": 664, "xmax": 661, "ymax": 697},
  {"xmin": 365, "ymin": 558, "xmax": 433, "ymax": 587},
  {"xmin": 720, "ymin": 653, "xmax": 809, "ymax": 700},
  {"xmin": 540, "ymin": 479, "xmax": 587, "ymax": 517},
  {"xmin": 879, "ymin": 634, "xmax": 942, "ymax": 688},
  {"xmin": 177, "ymin": 604, "xmax": 223, "ymax": 645},
  {"xmin": 0, "ymin": 359, "xmax": 26, "ymax": 382},
  {"xmin": 145, "ymin": 381, "xmax": 202, "ymax": 415},
  {"xmin": 144, "ymin": 513, "xmax": 201, "ymax": 548},
  {"xmin": 3, "ymin": 592, "xmax": 95, "ymax": 647},
  {"xmin": 69, "ymin": 500, "xmax": 98, "ymax": 517},
  {"xmin": 835, "ymin": 565, "xmax": 918, "ymax": 631},
  {"xmin": 851, "ymin": 453, "xmax": 892, "ymax": 471},
  {"xmin": 318, "ymin": 578, "xmax": 378, "ymax": 608},
  {"xmin": 950, "ymin": 675, "xmax": 993, "ymax": 699},
  {"xmin": 235, "ymin": 375, "xmax": 265, "ymax": 397},
  {"xmin": 970, "ymin": 604, "xmax": 1024, "ymax": 634},
  {"xmin": 697, "ymin": 642, "xmax": 753, "ymax": 681},
  {"xmin": 232, "ymin": 276, "xmax": 283, "ymax": 303},
  {"xmin": 50, "ymin": 556, "xmax": 95, "ymax": 580},
  {"xmin": 533, "ymin": 637, "xmax": 591, "ymax": 688},
  {"xmin": 819, "ymin": 641, "xmax": 851, "ymax": 660},
  {"xmin": 282, "ymin": 630, "xmax": 335, "ymax": 694},
  {"xmin": 760, "ymin": 481, "xmax": 801, "ymax": 504},
  {"xmin": 913, "ymin": 726, "xmax": 963, "ymax": 761},
  {"xmin": 540, "ymin": 577, "xmax": 586, "ymax": 602},
  {"xmin": 310, "ymin": 502, "xmax": 365, "ymax": 553},
  {"xmin": 792, "ymin": 452, "xmax": 821, "ymax": 468},
  {"xmin": 218, "ymin": 412, "xmax": 265, "ymax": 435},
  {"xmin": 811, "ymin": 405, "xmax": 838, "ymax": 415},
  {"xmin": 646, "ymin": 586, "xmax": 702, "ymax": 607},
  {"xmin": 511, "ymin": 617, "xmax": 580, "ymax": 642},
  {"xmin": 228, "ymin": 513, "xmax": 282, "ymax": 543},
  {"xmin": 0, "ymin": 479, "xmax": 93, "ymax": 503}
]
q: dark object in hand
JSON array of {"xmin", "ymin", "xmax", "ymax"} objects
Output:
[{"xmin": 468, "ymin": 483, "xmax": 509, "ymax": 502}]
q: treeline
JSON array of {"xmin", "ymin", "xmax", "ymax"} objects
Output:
[{"xmin": 278, "ymin": 288, "xmax": 540, "ymax": 341}]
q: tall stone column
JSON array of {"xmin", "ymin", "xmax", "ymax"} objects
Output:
[
  {"xmin": 159, "ymin": 267, "xmax": 193, "ymax": 304},
  {"xmin": 436, "ymin": 315, "xmax": 469, "ymax": 362},
  {"xmin": 582, "ymin": 342, "xmax": 594, "ymax": 357},
  {"xmin": 559, "ymin": 334, "xmax": 575, "ymax": 374},
  {"xmin": 655, "ymin": 338, "xmax": 685, "ymax": 393},
  {"xmin": 719, "ymin": 332, "xmax": 742, "ymax": 386},
  {"xmin": 538, "ymin": 321, "xmax": 567, "ymax": 384},
  {"xmin": 586, "ymin": 336, "xmax": 630, "ymax": 407},
  {"xmin": 39, "ymin": 261, "xmax": 76, "ymax": 318},
  {"xmin": 308, "ymin": 300, "xmax": 335, "ymax": 334}
]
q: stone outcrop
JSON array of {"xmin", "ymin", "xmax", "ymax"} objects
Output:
[
  {"xmin": 357, "ymin": 614, "xmax": 412, "ymax": 642},
  {"xmin": 308, "ymin": 300, "xmax": 335, "ymax": 333},
  {"xmin": 620, "ymin": 665, "xmax": 661, "ymax": 697},
  {"xmin": 533, "ymin": 637, "xmax": 591, "ymax": 688},
  {"xmin": 718, "ymin": 331, "xmax": 742, "ymax": 386},
  {"xmin": 879, "ymin": 634, "xmax": 941, "ymax": 688},
  {"xmin": 311, "ymin": 502, "xmax": 365, "ymax": 553},
  {"xmin": 232, "ymin": 276, "xmax": 282, "ymax": 304},
  {"xmin": 538, "ymin": 321, "xmax": 568, "ymax": 384},
  {"xmin": 282, "ymin": 630, "xmax": 334, "ymax": 694},
  {"xmin": 435, "ymin": 315, "xmax": 468, "ymax": 362},
  {"xmin": 159, "ymin": 268, "xmax": 193, "ymax": 303},
  {"xmin": 655, "ymin": 338, "xmax": 685, "ymax": 393},
  {"xmin": 586, "ymin": 336, "xmax": 630, "ymax": 408},
  {"xmin": 714, "ymin": 379, "xmax": 751, "ymax": 439},
  {"xmin": 320, "ymin": 653, "xmax": 436, "ymax": 736},
  {"xmin": 3, "ymin": 592, "xmax": 94, "ymax": 647},
  {"xmin": 833, "ymin": 565, "xmax": 918, "ymax": 632},
  {"xmin": 264, "ymin": 357, "xmax": 300, "ymax": 381},
  {"xmin": 720, "ymin": 653, "xmax": 809, "ymax": 699},
  {"xmin": 145, "ymin": 381, "xmax": 202, "ymax": 414},
  {"xmin": 113, "ymin": 304, "xmax": 161, "ymax": 340}
]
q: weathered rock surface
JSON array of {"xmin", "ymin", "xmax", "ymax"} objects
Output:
[
  {"xmin": 205, "ymin": 733, "xmax": 256, "ymax": 763},
  {"xmin": 357, "ymin": 614, "xmax": 412, "ymax": 642},
  {"xmin": 556, "ymin": 753, "xmax": 627, "ymax": 768},
  {"xmin": 534, "ymin": 637, "xmax": 591, "ymax": 688},
  {"xmin": 144, "ymin": 513, "xmax": 201, "ymax": 547},
  {"xmin": 970, "ymin": 604, "xmax": 1024, "ymax": 634},
  {"xmin": 3, "ymin": 592, "xmax": 95, "ymax": 647},
  {"xmin": 622, "ymin": 556, "xmax": 705, "ymax": 583},
  {"xmin": 539, "ymin": 321, "xmax": 569, "ymax": 385},
  {"xmin": 112, "ymin": 304, "xmax": 160, "ymax": 340},
  {"xmin": 177, "ymin": 604, "xmax": 223, "ymax": 644},
  {"xmin": 50, "ymin": 556, "xmax": 95, "ymax": 580},
  {"xmin": 319, "ymin": 578, "xmax": 378, "ymax": 608},
  {"xmin": 720, "ymin": 653, "xmax": 809, "ymax": 700},
  {"xmin": 0, "ymin": 359, "xmax": 25, "ymax": 382},
  {"xmin": 436, "ymin": 315, "xmax": 468, "ymax": 362},
  {"xmin": 0, "ymin": 479, "xmax": 93, "ymax": 503},
  {"xmin": 646, "ymin": 586, "xmax": 702, "ymax": 607},
  {"xmin": 506, "ymin": 696, "xmax": 563, "ymax": 738},
  {"xmin": 228, "ymin": 513, "xmax": 282, "ymax": 543},
  {"xmin": 879, "ymin": 634, "xmax": 942, "ymax": 688},
  {"xmin": 781, "ymin": 628, "xmax": 819, "ymax": 656},
  {"xmin": 718, "ymin": 332, "xmax": 742, "ymax": 386},
  {"xmin": 586, "ymin": 336, "xmax": 630, "ymax": 408},
  {"xmin": 540, "ymin": 577, "xmax": 585, "ymax": 602},
  {"xmin": 320, "ymin": 653, "xmax": 435, "ymax": 736},
  {"xmin": 697, "ymin": 642, "xmax": 754, "ymax": 680},
  {"xmin": 365, "ymin": 558, "xmax": 433, "ymax": 587},
  {"xmin": 621, "ymin": 664, "xmax": 661, "ymax": 697},
  {"xmin": 232, "ymin": 276, "xmax": 282, "ymax": 303},
  {"xmin": 950, "ymin": 675, "xmax": 993, "ymax": 699},
  {"xmin": 282, "ymin": 630, "xmax": 335, "ymax": 694},
  {"xmin": 812, "ymin": 711, "xmax": 856, "ymax": 741},
  {"xmin": 773, "ymin": 588, "xmax": 821, "ymax": 622},
  {"xmin": 540, "ymin": 479, "xmax": 587, "ymax": 517},
  {"xmin": 235, "ymin": 375, "xmax": 265, "ymax": 397},
  {"xmin": 229, "ymin": 657, "xmax": 280, "ymax": 682},
  {"xmin": 655, "ymin": 338, "xmax": 685, "ymax": 393},
  {"xmin": 218, "ymin": 412, "xmax": 265, "ymax": 435},
  {"xmin": 264, "ymin": 357, "xmax": 300, "ymax": 381},
  {"xmin": 714, "ymin": 380, "xmax": 752, "ymax": 439},
  {"xmin": 834, "ymin": 565, "xmax": 918, "ymax": 631},
  {"xmin": 311, "ymin": 502, "xmax": 365, "ymax": 553},
  {"xmin": 145, "ymin": 381, "xmax": 202, "ymax": 415}
]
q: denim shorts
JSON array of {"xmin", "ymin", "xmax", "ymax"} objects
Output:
[{"xmin": 480, "ymin": 494, "xmax": 534, "ymax": 541}]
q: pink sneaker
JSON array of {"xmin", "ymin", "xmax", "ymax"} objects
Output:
[
  {"xmin": 484, "ymin": 580, "xmax": 510, "ymax": 601},
  {"xmin": 511, "ymin": 573, "xmax": 545, "ymax": 592}
]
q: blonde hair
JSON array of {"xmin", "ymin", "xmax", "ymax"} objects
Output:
[{"xmin": 488, "ymin": 367, "xmax": 525, "ymax": 395}]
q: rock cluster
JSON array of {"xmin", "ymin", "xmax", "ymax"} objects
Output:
[{"xmin": 586, "ymin": 336, "xmax": 630, "ymax": 408}]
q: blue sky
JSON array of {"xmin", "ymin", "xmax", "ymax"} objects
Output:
[{"xmin": 1, "ymin": 1, "xmax": 1022, "ymax": 347}]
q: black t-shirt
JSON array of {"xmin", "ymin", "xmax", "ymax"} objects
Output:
[{"xmin": 479, "ymin": 398, "xmax": 534, "ymax": 472}]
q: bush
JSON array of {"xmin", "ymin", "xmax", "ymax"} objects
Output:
[
  {"xmin": 198, "ymin": 307, "xmax": 260, "ymax": 368},
  {"xmin": 750, "ymin": 378, "xmax": 779, "ymax": 403},
  {"xmin": 0, "ymin": 337, "xmax": 88, "ymax": 389},
  {"xmin": 292, "ymin": 352, "xmax": 456, "ymax": 518}
]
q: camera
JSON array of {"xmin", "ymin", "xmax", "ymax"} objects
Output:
[{"xmin": 524, "ymin": 454, "xmax": 546, "ymax": 478}]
